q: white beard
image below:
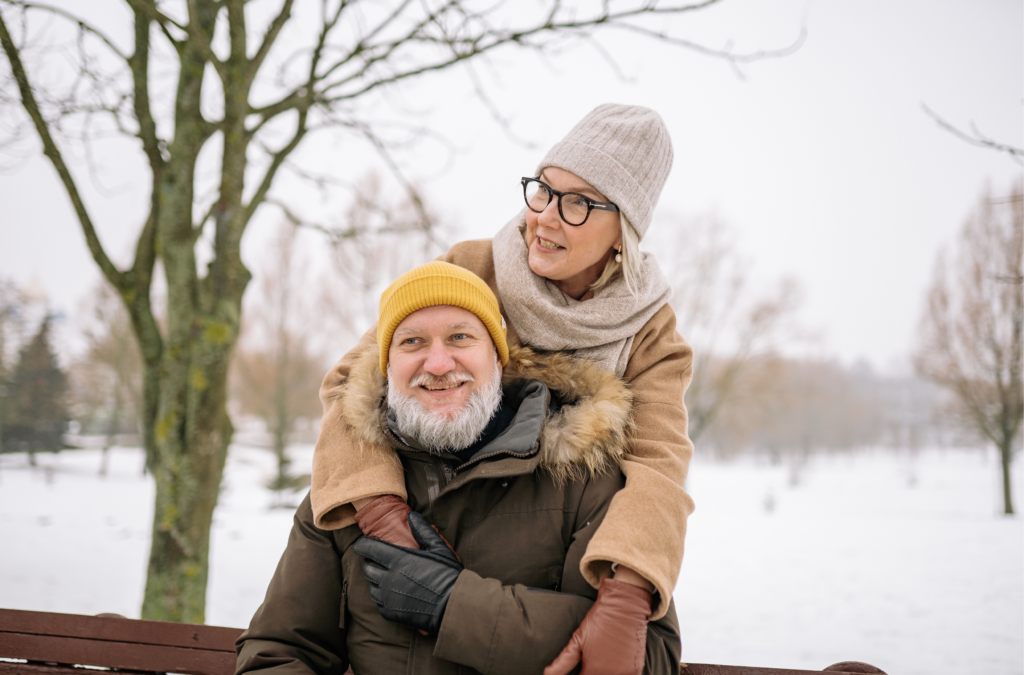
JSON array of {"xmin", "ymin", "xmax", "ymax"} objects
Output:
[{"xmin": 387, "ymin": 359, "xmax": 503, "ymax": 453}]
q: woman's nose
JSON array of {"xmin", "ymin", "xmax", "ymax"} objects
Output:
[{"xmin": 538, "ymin": 197, "xmax": 564, "ymax": 228}]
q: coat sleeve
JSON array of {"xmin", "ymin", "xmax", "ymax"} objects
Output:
[
  {"xmin": 235, "ymin": 495, "xmax": 359, "ymax": 675},
  {"xmin": 432, "ymin": 473, "xmax": 681, "ymax": 675},
  {"xmin": 310, "ymin": 323, "xmax": 408, "ymax": 530},
  {"xmin": 579, "ymin": 302, "xmax": 696, "ymax": 620}
]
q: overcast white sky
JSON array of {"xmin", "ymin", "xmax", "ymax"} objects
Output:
[{"xmin": 1, "ymin": 0, "xmax": 1021, "ymax": 370}]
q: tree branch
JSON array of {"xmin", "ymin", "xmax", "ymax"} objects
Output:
[
  {"xmin": 125, "ymin": 0, "xmax": 184, "ymax": 49},
  {"xmin": 246, "ymin": 1, "xmax": 785, "ymax": 133},
  {"xmin": 193, "ymin": 199, "xmax": 218, "ymax": 236},
  {"xmin": 463, "ymin": 58, "xmax": 540, "ymax": 150},
  {"xmin": 267, "ymin": 196, "xmax": 429, "ymax": 243},
  {"xmin": 0, "ymin": 10, "xmax": 124, "ymax": 287},
  {"xmin": 246, "ymin": 0, "xmax": 294, "ymax": 87},
  {"xmin": 317, "ymin": 2, "xmax": 792, "ymax": 103},
  {"xmin": 923, "ymin": 103, "xmax": 1024, "ymax": 166},
  {"xmin": 345, "ymin": 118, "xmax": 444, "ymax": 249},
  {"xmin": 0, "ymin": 0, "xmax": 129, "ymax": 61},
  {"xmin": 183, "ymin": 0, "xmax": 227, "ymax": 79},
  {"xmin": 607, "ymin": 21, "xmax": 806, "ymax": 79},
  {"xmin": 225, "ymin": 0, "xmax": 247, "ymax": 66},
  {"xmin": 245, "ymin": 0, "xmax": 341, "ymax": 135},
  {"xmin": 241, "ymin": 107, "xmax": 308, "ymax": 228},
  {"xmin": 128, "ymin": 5, "xmax": 163, "ymax": 173},
  {"xmin": 123, "ymin": 211, "xmax": 162, "ymax": 380}
]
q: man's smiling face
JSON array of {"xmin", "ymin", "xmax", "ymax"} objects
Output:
[{"xmin": 387, "ymin": 305, "xmax": 500, "ymax": 420}]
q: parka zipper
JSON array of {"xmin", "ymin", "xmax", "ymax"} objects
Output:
[{"xmin": 426, "ymin": 457, "xmax": 455, "ymax": 508}]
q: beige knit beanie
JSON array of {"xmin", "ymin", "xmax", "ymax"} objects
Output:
[{"xmin": 536, "ymin": 103, "xmax": 673, "ymax": 238}]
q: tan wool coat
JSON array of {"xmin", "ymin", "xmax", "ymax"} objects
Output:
[{"xmin": 311, "ymin": 238, "xmax": 695, "ymax": 619}]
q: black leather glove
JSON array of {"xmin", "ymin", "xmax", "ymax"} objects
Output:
[{"xmin": 352, "ymin": 511, "xmax": 464, "ymax": 634}]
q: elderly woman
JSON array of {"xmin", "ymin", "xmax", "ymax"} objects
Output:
[{"xmin": 311, "ymin": 103, "xmax": 694, "ymax": 674}]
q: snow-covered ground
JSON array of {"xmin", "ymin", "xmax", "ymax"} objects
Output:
[{"xmin": 1, "ymin": 444, "xmax": 1021, "ymax": 675}]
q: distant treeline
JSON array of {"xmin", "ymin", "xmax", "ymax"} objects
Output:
[
  {"xmin": 689, "ymin": 354, "xmax": 949, "ymax": 460},
  {"xmin": 0, "ymin": 277, "xmax": 954, "ymax": 462},
  {"xmin": 0, "ymin": 221, "xmax": 957, "ymax": 463}
]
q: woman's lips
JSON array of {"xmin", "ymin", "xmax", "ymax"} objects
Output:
[{"xmin": 535, "ymin": 236, "xmax": 564, "ymax": 251}]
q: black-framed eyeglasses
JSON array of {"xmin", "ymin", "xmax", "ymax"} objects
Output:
[{"xmin": 521, "ymin": 177, "xmax": 619, "ymax": 226}]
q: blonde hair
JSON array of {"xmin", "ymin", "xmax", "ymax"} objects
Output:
[{"xmin": 589, "ymin": 213, "xmax": 642, "ymax": 296}]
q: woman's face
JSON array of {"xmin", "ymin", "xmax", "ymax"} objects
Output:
[{"xmin": 525, "ymin": 167, "xmax": 622, "ymax": 300}]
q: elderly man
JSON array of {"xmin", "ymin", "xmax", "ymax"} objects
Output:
[{"xmin": 235, "ymin": 262, "xmax": 681, "ymax": 675}]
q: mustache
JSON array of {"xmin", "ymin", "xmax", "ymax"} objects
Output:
[{"xmin": 408, "ymin": 371, "xmax": 475, "ymax": 388}]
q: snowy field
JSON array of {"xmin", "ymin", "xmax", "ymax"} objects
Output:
[{"xmin": 1, "ymin": 444, "xmax": 1021, "ymax": 675}]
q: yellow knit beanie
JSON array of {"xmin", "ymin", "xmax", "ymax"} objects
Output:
[{"xmin": 378, "ymin": 261, "xmax": 509, "ymax": 375}]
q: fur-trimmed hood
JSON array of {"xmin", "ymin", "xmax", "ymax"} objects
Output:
[{"xmin": 338, "ymin": 344, "xmax": 633, "ymax": 480}]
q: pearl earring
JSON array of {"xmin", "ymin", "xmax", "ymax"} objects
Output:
[{"xmin": 615, "ymin": 250, "xmax": 622, "ymax": 264}]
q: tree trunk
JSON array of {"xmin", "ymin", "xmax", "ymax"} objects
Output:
[
  {"xmin": 999, "ymin": 438, "xmax": 1015, "ymax": 516},
  {"xmin": 272, "ymin": 285, "xmax": 291, "ymax": 491},
  {"xmin": 135, "ymin": 3, "xmax": 251, "ymax": 620},
  {"xmin": 140, "ymin": 301, "xmax": 240, "ymax": 622},
  {"xmin": 138, "ymin": 197, "xmax": 245, "ymax": 621},
  {"xmin": 141, "ymin": 387, "xmax": 232, "ymax": 621},
  {"xmin": 272, "ymin": 412, "xmax": 290, "ymax": 490},
  {"xmin": 271, "ymin": 370, "xmax": 291, "ymax": 493}
]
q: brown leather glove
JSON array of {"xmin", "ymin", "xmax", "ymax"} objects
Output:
[
  {"xmin": 352, "ymin": 495, "xmax": 419, "ymax": 549},
  {"xmin": 544, "ymin": 577, "xmax": 652, "ymax": 675}
]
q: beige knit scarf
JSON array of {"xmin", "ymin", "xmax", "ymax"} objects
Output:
[{"xmin": 492, "ymin": 212, "xmax": 672, "ymax": 376}]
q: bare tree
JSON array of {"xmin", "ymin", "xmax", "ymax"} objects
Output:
[
  {"xmin": 317, "ymin": 172, "xmax": 452, "ymax": 342},
  {"xmin": 0, "ymin": 0, "xmax": 799, "ymax": 622},
  {"xmin": 653, "ymin": 213, "xmax": 802, "ymax": 442},
  {"xmin": 68, "ymin": 281, "xmax": 144, "ymax": 474},
  {"xmin": 914, "ymin": 180, "xmax": 1023, "ymax": 515},
  {"xmin": 231, "ymin": 223, "xmax": 324, "ymax": 496}
]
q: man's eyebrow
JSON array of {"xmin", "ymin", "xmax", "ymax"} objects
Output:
[
  {"xmin": 538, "ymin": 170, "xmax": 606, "ymax": 200},
  {"xmin": 447, "ymin": 323, "xmax": 475, "ymax": 330},
  {"xmin": 395, "ymin": 327, "xmax": 422, "ymax": 336}
]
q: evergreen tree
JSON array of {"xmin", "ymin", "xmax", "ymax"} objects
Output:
[
  {"xmin": 8, "ymin": 317, "xmax": 68, "ymax": 452},
  {"xmin": 0, "ymin": 280, "xmax": 21, "ymax": 452}
]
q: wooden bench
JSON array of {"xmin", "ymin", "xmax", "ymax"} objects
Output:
[
  {"xmin": 0, "ymin": 608, "xmax": 239, "ymax": 675},
  {"xmin": 0, "ymin": 608, "xmax": 886, "ymax": 675}
]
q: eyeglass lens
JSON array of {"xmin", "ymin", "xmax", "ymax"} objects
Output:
[{"xmin": 523, "ymin": 180, "xmax": 591, "ymax": 225}]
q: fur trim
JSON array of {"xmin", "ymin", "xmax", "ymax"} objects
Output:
[
  {"xmin": 501, "ymin": 347, "xmax": 633, "ymax": 482},
  {"xmin": 339, "ymin": 345, "xmax": 632, "ymax": 480},
  {"xmin": 338, "ymin": 345, "xmax": 391, "ymax": 449}
]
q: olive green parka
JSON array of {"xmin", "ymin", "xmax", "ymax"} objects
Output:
[{"xmin": 236, "ymin": 345, "xmax": 681, "ymax": 675}]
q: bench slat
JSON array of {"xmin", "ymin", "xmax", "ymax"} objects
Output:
[
  {"xmin": 0, "ymin": 662, "xmax": 156, "ymax": 675},
  {"xmin": 0, "ymin": 633, "xmax": 235, "ymax": 675},
  {"xmin": 682, "ymin": 665, "xmax": 872, "ymax": 674},
  {"xmin": 0, "ymin": 609, "xmax": 240, "ymax": 652}
]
